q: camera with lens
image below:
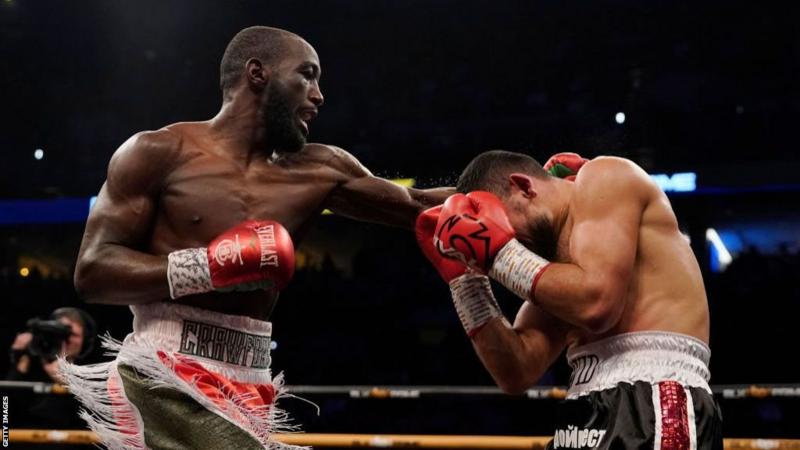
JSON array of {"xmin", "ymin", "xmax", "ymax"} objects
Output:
[{"xmin": 25, "ymin": 318, "xmax": 73, "ymax": 362}]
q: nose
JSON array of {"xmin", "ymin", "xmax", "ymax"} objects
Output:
[{"xmin": 310, "ymin": 82, "xmax": 324, "ymax": 107}]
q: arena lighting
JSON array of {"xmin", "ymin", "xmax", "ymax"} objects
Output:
[
  {"xmin": 706, "ymin": 228, "xmax": 732, "ymax": 272},
  {"xmin": 615, "ymin": 112, "xmax": 625, "ymax": 124},
  {"xmin": 391, "ymin": 178, "xmax": 415, "ymax": 188},
  {"xmin": 649, "ymin": 172, "xmax": 697, "ymax": 193}
]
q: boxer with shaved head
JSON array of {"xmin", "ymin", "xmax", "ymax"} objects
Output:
[{"xmin": 63, "ymin": 26, "xmax": 450, "ymax": 450}]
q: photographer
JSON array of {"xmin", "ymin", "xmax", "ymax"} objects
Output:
[{"xmin": 5, "ymin": 307, "xmax": 97, "ymax": 430}]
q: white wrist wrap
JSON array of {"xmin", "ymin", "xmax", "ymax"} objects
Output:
[
  {"xmin": 489, "ymin": 239, "xmax": 550, "ymax": 302},
  {"xmin": 449, "ymin": 272, "xmax": 502, "ymax": 336},
  {"xmin": 167, "ymin": 248, "xmax": 213, "ymax": 299}
]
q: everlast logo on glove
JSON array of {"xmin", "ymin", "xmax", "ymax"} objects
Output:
[
  {"xmin": 213, "ymin": 235, "xmax": 245, "ymax": 266},
  {"xmin": 255, "ymin": 224, "xmax": 279, "ymax": 268},
  {"xmin": 211, "ymin": 224, "xmax": 280, "ymax": 268},
  {"xmin": 167, "ymin": 219, "xmax": 295, "ymax": 298}
]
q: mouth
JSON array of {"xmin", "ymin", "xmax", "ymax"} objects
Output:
[{"xmin": 297, "ymin": 108, "xmax": 318, "ymax": 136}]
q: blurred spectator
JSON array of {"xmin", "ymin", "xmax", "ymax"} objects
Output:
[{"xmin": 5, "ymin": 307, "xmax": 96, "ymax": 431}]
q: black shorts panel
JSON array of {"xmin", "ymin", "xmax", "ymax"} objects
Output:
[{"xmin": 546, "ymin": 381, "xmax": 723, "ymax": 450}]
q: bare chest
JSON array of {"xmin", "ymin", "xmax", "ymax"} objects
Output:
[{"xmin": 155, "ymin": 154, "xmax": 335, "ymax": 248}]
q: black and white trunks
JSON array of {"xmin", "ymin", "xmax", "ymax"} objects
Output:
[{"xmin": 548, "ymin": 331, "xmax": 723, "ymax": 450}]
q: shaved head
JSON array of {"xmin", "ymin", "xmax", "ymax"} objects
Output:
[{"xmin": 219, "ymin": 26, "xmax": 299, "ymax": 95}]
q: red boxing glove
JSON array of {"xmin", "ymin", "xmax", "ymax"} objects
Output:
[
  {"xmin": 167, "ymin": 220, "xmax": 295, "ymax": 299},
  {"xmin": 207, "ymin": 220, "xmax": 295, "ymax": 291},
  {"xmin": 543, "ymin": 152, "xmax": 589, "ymax": 181},
  {"xmin": 416, "ymin": 206, "xmax": 468, "ymax": 283},
  {"xmin": 417, "ymin": 206, "xmax": 503, "ymax": 337},
  {"xmin": 437, "ymin": 192, "xmax": 552, "ymax": 304},
  {"xmin": 435, "ymin": 191, "xmax": 515, "ymax": 274}
]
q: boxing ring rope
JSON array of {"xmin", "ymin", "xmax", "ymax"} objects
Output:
[
  {"xmin": 3, "ymin": 380, "xmax": 800, "ymax": 399},
  {"xmin": 0, "ymin": 379, "xmax": 70, "ymax": 395},
  {"xmin": 292, "ymin": 384, "xmax": 800, "ymax": 400},
  {"xmin": 7, "ymin": 430, "xmax": 800, "ymax": 449},
  {"xmin": 4, "ymin": 381, "xmax": 798, "ymax": 447}
]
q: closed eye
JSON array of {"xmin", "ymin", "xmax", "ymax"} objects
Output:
[{"xmin": 299, "ymin": 64, "xmax": 320, "ymax": 81}]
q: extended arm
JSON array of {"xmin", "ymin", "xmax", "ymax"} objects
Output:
[{"xmin": 324, "ymin": 146, "xmax": 454, "ymax": 228}]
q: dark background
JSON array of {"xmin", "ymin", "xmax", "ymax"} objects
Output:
[{"xmin": 1, "ymin": 0, "xmax": 799, "ymax": 441}]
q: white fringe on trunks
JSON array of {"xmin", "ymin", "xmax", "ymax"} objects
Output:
[{"xmin": 60, "ymin": 302, "xmax": 307, "ymax": 450}]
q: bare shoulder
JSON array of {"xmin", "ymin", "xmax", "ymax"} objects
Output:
[
  {"xmin": 107, "ymin": 128, "xmax": 185, "ymax": 194},
  {"xmin": 574, "ymin": 156, "xmax": 656, "ymax": 200},
  {"xmin": 578, "ymin": 156, "xmax": 648, "ymax": 180},
  {"xmin": 113, "ymin": 128, "xmax": 183, "ymax": 165},
  {"xmin": 301, "ymin": 142, "xmax": 370, "ymax": 177}
]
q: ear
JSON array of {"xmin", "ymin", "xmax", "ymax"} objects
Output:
[
  {"xmin": 245, "ymin": 58, "xmax": 271, "ymax": 88},
  {"xmin": 509, "ymin": 173, "xmax": 537, "ymax": 198}
]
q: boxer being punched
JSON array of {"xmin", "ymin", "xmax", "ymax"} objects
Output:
[
  {"xmin": 62, "ymin": 26, "xmax": 450, "ymax": 450},
  {"xmin": 417, "ymin": 151, "xmax": 722, "ymax": 449}
]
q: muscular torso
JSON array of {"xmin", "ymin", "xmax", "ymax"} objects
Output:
[
  {"xmin": 151, "ymin": 122, "xmax": 346, "ymax": 319},
  {"xmin": 564, "ymin": 183, "xmax": 710, "ymax": 346}
]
